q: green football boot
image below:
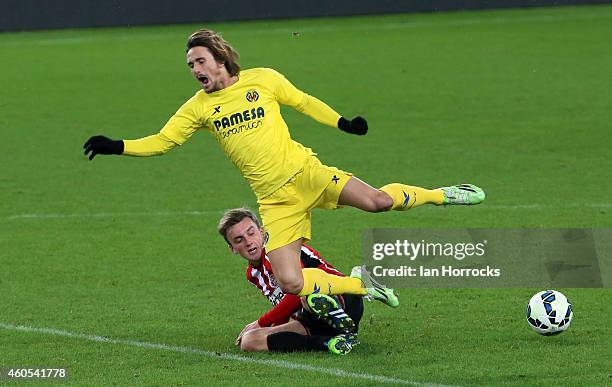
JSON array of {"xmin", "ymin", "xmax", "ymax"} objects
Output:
[
  {"xmin": 307, "ymin": 294, "xmax": 356, "ymax": 333},
  {"xmin": 327, "ymin": 333, "xmax": 360, "ymax": 355},
  {"xmin": 439, "ymin": 184, "xmax": 485, "ymax": 205},
  {"xmin": 350, "ymin": 265, "xmax": 399, "ymax": 308}
]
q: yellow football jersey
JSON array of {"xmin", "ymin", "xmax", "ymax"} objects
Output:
[{"xmin": 124, "ymin": 68, "xmax": 341, "ymax": 199}]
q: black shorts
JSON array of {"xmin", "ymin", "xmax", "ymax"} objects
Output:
[{"xmin": 297, "ymin": 294, "xmax": 364, "ymax": 337}]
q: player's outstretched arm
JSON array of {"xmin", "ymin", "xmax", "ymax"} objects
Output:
[
  {"xmin": 83, "ymin": 133, "xmax": 178, "ymax": 160},
  {"xmin": 297, "ymin": 94, "xmax": 368, "ymax": 135},
  {"xmin": 84, "ymin": 94, "xmax": 204, "ymax": 160},
  {"xmin": 271, "ymin": 69, "xmax": 368, "ymax": 135}
]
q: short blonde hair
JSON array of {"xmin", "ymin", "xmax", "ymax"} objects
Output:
[{"xmin": 217, "ymin": 207, "xmax": 261, "ymax": 245}]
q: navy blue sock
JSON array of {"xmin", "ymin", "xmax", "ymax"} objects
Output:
[{"xmin": 266, "ymin": 332, "xmax": 329, "ymax": 352}]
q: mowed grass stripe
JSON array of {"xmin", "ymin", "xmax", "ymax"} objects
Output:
[
  {"xmin": 0, "ymin": 7, "xmax": 610, "ymax": 47},
  {"xmin": 0, "ymin": 322, "xmax": 450, "ymax": 387},
  {"xmin": 4, "ymin": 203, "xmax": 612, "ymax": 220}
]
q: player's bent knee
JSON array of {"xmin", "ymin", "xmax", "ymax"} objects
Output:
[
  {"xmin": 240, "ymin": 338, "xmax": 256, "ymax": 352},
  {"xmin": 279, "ymin": 278, "xmax": 304, "ymax": 295},
  {"xmin": 276, "ymin": 273, "xmax": 304, "ymax": 295},
  {"xmin": 371, "ymin": 191, "xmax": 393, "ymax": 212},
  {"xmin": 240, "ymin": 331, "xmax": 266, "ymax": 352}
]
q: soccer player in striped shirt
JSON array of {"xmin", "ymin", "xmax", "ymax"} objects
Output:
[
  {"xmin": 83, "ymin": 28, "xmax": 485, "ymax": 301},
  {"xmin": 219, "ymin": 208, "xmax": 393, "ymax": 355}
]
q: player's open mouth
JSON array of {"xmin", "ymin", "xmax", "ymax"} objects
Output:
[
  {"xmin": 198, "ymin": 75, "xmax": 210, "ymax": 87},
  {"xmin": 248, "ymin": 247, "xmax": 258, "ymax": 255}
]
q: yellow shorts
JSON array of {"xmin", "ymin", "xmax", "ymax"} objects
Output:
[{"xmin": 258, "ymin": 156, "xmax": 352, "ymax": 252}]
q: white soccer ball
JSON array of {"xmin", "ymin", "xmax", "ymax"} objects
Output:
[{"xmin": 526, "ymin": 290, "xmax": 573, "ymax": 336}]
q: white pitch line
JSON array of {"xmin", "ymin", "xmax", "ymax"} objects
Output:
[
  {"xmin": 0, "ymin": 322, "xmax": 448, "ymax": 387},
  {"xmin": 0, "ymin": 11, "xmax": 609, "ymax": 46}
]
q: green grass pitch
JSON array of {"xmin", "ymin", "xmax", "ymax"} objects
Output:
[{"xmin": 1, "ymin": 5, "xmax": 611, "ymax": 386}]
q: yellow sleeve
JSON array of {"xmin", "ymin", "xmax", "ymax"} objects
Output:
[
  {"xmin": 159, "ymin": 97, "xmax": 205, "ymax": 145},
  {"xmin": 295, "ymin": 94, "xmax": 341, "ymax": 128},
  {"xmin": 123, "ymin": 133, "xmax": 177, "ymax": 156},
  {"xmin": 123, "ymin": 94, "xmax": 206, "ymax": 156},
  {"xmin": 271, "ymin": 69, "xmax": 341, "ymax": 128}
]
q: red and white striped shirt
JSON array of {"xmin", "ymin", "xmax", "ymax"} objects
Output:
[{"xmin": 245, "ymin": 244, "xmax": 344, "ymax": 326}]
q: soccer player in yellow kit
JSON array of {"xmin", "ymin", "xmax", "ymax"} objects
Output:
[{"xmin": 83, "ymin": 29, "xmax": 485, "ymax": 303}]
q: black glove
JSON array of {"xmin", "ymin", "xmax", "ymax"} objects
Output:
[
  {"xmin": 338, "ymin": 116, "xmax": 368, "ymax": 135},
  {"xmin": 83, "ymin": 135, "xmax": 124, "ymax": 160}
]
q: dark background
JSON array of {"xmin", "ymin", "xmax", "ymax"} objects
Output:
[{"xmin": 3, "ymin": 0, "xmax": 612, "ymax": 32}]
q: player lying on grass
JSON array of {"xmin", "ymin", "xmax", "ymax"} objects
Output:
[
  {"xmin": 84, "ymin": 28, "xmax": 485, "ymax": 301},
  {"xmin": 219, "ymin": 208, "xmax": 395, "ymax": 355}
]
